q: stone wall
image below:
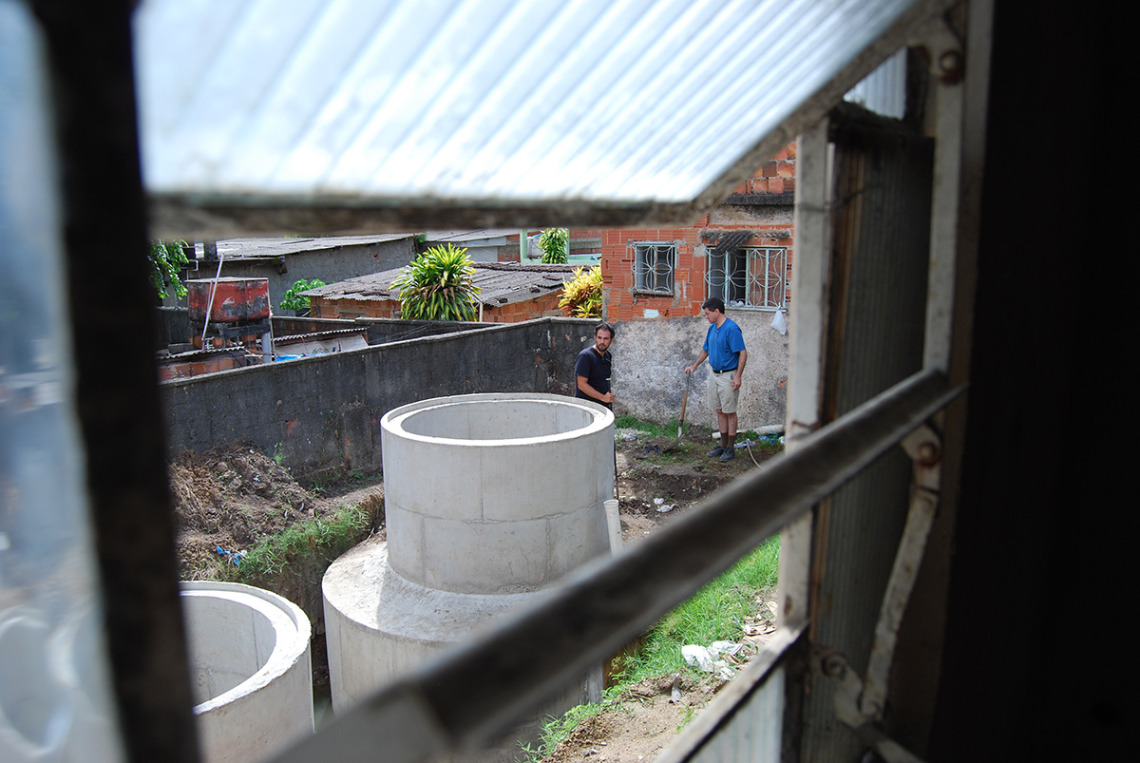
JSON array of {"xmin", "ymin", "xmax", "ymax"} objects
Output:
[{"xmin": 610, "ymin": 311, "xmax": 788, "ymax": 432}]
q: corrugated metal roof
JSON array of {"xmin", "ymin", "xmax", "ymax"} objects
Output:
[
  {"xmin": 134, "ymin": 0, "xmax": 948, "ymax": 236},
  {"xmin": 423, "ymin": 230, "xmax": 530, "ymax": 244},
  {"xmin": 305, "ymin": 261, "xmax": 577, "ymax": 307},
  {"xmin": 199, "ymin": 234, "xmax": 413, "ymax": 259}
]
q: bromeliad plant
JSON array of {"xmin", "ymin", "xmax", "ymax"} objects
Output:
[
  {"xmin": 393, "ymin": 243, "xmax": 481, "ymax": 321},
  {"xmin": 559, "ymin": 265, "xmax": 603, "ymax": 318}
]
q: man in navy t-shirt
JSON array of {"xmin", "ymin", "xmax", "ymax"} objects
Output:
[
  {"xmin": 684, "ymin": 297, "xmax": 747, "ymax": 462},
  {"xmin": 575, "ymin": 322, "xmax": 615, "ymax": 409}
]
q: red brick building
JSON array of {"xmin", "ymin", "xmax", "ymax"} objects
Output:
[{"xmin": 600, "ymin": 144, "xmax": 795, "ymax": 321}]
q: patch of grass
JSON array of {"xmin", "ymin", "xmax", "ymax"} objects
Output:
[
  {"xmin": 229, "ymin": 502, "xmax": 371, "ymax": 581},
  {"xmin": 614, "ymin": 415, "xmax": 687, "ymax": 440},
  {"xmin": 615, "ymin": 536, "xmax": 780, "ymax": 683},
  {"xmin": 518, "ymin": 687, "xmax": 626, "ymax": 763},
  {"xmin": 526, "ymin": 536, "xmax": 780, "ymax": 759}
]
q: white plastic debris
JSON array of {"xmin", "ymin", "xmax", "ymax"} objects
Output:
[
  {"xmin": 708, "ymin": 640, "xmax": 742, "ymax": 656},
  {"xmin": 681, "ymin": 644, "xmax": 714, "ymax": 672},
  {"xmin": 654, "ymin": 497, "xmax": 665, "ymax": 505},
  {"xmin": 682, "ymin": 641, "xmax": 742, "ymax": 680},
  {"xmin": 656, "ymin": 504, "xmax": 674, "ymax": 513}
]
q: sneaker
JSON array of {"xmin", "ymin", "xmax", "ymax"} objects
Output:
[
  {"xmin": 719, "ymin": 448, "xmax": 736, "ymax": 462},
  {"xmin": 706, "ymin": 446, "xmax": 725, "ymax": 458}
]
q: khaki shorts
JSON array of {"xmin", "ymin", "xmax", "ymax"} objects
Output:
[{"xmin": 710, "ymin": 371, "xmax": 740, "ymax": 414}]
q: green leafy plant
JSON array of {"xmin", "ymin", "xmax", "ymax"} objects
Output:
[
  {"xmin": 393, "ymin": 243, "xmax": 481, "ymax": 321},
  {"xmin": 148, "ymin": 240, "xmax": 190, "ymax": 300},
  {"xmin": 280, "ymin": 278, "xmax": 326, "ymax": 313},
  {"xmin": 538, "ymin": 227, "xmax": 569, "ymax": 264},
  {"xmin": 616, "ymin": 538, "xmax": 780, "ymax": 684},
  {"xmin": 559, "ymin": 265, "xmax": 603, "ymax": 318},
  {"xmin": 523, "ymin": 538, "xmax": 781, "ymax": 760}
]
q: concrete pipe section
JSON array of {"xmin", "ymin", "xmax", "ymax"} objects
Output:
[
  {"xmin": 324, "ymin": 393, "xmax": 615, "ymax": 723},
  {"xmin": 181, "ymin": 581, "xmax": 313, "ymax": 762}
]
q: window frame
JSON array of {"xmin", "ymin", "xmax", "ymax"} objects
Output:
[
  {"xmin": 631, "ymin": 242, "xmax": 677, "ymax": 296},
  {"xmin": 705, "ymin": 245, "xmax": 789, "ymax": 311}
]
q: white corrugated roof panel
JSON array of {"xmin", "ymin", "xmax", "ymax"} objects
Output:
[{"xmin": 133, "ymin": 0, "xmax": 943, "ymax": 233}]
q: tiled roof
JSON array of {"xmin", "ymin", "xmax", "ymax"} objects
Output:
[{"xmin": 304, "ymin": 262, "xmax": 580, "ymax": 307}]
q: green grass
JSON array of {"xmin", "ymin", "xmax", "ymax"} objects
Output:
[
  {"xmin": 614, "ymin": 414, "xmax": 687, "ymax": 439},
  {"xmin": 229, "ymin": 501, "xmax": 372, "ymax": 580},
  {"xmin": 524, "ymin": 536, "xmax": 780, "ymax": 760},
  {"xmin": 614, "ymin": 535, "xmax": 780, "ymax": 683},
  {"xmin": 518, "ymin": 689, "xmax": 628, "ymax": 762}
]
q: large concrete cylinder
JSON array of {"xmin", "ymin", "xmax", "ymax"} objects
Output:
[
  {"xmin": 324, "ymin": 393, "xmax": 614, "ymax": 721},
  {"xmin": 383, "ymin": 393, "xmax": 614, "ymax": 594},
  {"xmin": 181, "ymin": 582, "xmax": 314, "ymax": 763}
]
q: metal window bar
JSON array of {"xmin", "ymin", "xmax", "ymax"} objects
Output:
[
  {"xmin": 747, "ymin": 247, "xmax": 788, "ymax": 309},
  {"xmin": 276, "ymin": 368, "xmax": 963, "ymax": 763},
  {"xmin": 706, "ymin": 248, "xmax": 728, "ymax": 303},
  {"xmin": 706, "ymin": 247, "xmax": 788, "ymax": 309},
  {"xmin": 633, "ymin": 243, "xmax": 676, "ymax": 294}
]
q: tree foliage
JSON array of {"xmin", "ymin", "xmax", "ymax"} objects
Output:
[
  {"xmin": 538, "ymin": 227, "xmax": 569, "ymax": 264},
  {"xmin": 280, "ymin": 278, "xmax": 326, "ymax": 313},
  {"xmin": 149, "ymin": 241, "xmax": 190, "ymax": 300},
  {"xmin": 393, "ymin": 244, "xmax": 481, "ymax": 321},
  {"xmin": 559, "ymin": 265, "xmax": 603, "ymax": 318}
]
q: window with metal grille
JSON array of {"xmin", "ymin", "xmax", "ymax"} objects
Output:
[
  {"xmin": 632, "ymin": 243, "xmax": 675, "ymax": 295},
  {"xmin": 706, "ymin": 246, "xmax": 788, "ymax": 310}
]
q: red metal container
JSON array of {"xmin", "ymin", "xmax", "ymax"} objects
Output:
[{"xmin": 187, "ymin": 278, "xmax": 270, "ymax": 323}]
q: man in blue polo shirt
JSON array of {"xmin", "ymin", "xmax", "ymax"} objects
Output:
[{"xmin": 684, "ymin": 297, "xmax": 747, "ymax": 462}]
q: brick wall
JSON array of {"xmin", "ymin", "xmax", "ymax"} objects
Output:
[
  {"xmin": 310, "ymin": 296, "xmax": 400, "ymax": 320},
  {"xmin": 482, "ymin": 292, "xmax": 565, "ymax": 323},
  {"xmin": 600, "ymin": 143, "xmax": 796, "ymax": 321}
]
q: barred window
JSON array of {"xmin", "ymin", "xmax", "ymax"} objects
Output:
[
  {"xmin": 706, "ymin": 246, "xmax": 788, "ymax": 310},
  {"xmin": 632, "ymin": 243, "xmax": 675, "ymax": 295}
]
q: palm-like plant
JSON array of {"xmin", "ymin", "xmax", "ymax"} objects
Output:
[{"xmin": 393, "ymin": 244, "xmax": 481, "ymax": 321}]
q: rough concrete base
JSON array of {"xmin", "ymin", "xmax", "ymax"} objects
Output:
[{"xmin": 323, "ymin": 536, "xmax": 602, "ymax": 760}]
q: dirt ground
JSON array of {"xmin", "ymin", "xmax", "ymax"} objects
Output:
[{"xmin": 171, "ymin": 425, "xmax": 781, "ymax": 762}]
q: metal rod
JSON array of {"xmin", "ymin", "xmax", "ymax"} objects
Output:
[
  {"xmin": 276, "ymin": 369, "xmax": 963, "ymax": 763},
  {"xmin": 32, "ymin": 0, "xmax": 202, "ymax": 758}
]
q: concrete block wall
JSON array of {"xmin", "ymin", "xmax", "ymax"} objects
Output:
[
  {"xmin": 161, "ymin": 319, "xmax": 598, "ymax": 477},
  {"xmin": 160, "ymin": 314, "xmax": 787, "ymax": 477}
]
